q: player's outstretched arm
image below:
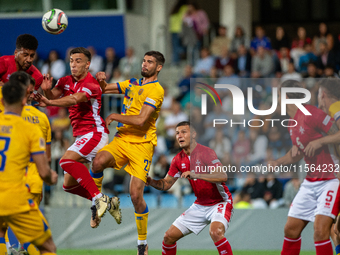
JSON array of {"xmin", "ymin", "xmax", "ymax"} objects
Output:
[
  {"xmin": 188, "ymin": 170, "xmax": 228, "ymax": 183},
  {"xmin": 106, "ymin": 104, "xmax": 154, "ymax": 127},
  {"xmin": 34, "ymin": 92, "xmax": 88, "ymax": 107},
  {"xmin": 32, "ymin": 153, "xmax": 58, "ymax": 186},
  {"xmin": 96, "ymin": 71, "xmax": 120, "ymax": 94},
  {"xmin": 268, "ymin": 147, "xmax": 304, "ymax": 167},
  {"xmin": 41, "ymin": 74, "xmax": 63, "ymax": 99},
  {"xmin": 146, "ymin": 174, "xmax": 178, "ymax": 191}
]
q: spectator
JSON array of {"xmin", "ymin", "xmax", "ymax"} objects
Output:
[
  {"xmin": 283, "ymin": 174, "xmax": 301, "ymax": 207},
  {"xmin": 169, "ymin": 0, "xmax": 188, "ymax": 65},
  {"xmin": 119, "ymin": 47, "xmax": 140, "ymax": 79},
  {"xmin": 186, "ymin": 2, "xmax": 210, "ymax": 45},
  {"xmin": 246, "ymin": 128, "xmax": 268, "ymax": 165},
  {"xmin": 176, "ymin": 65, "xmax": 197, "ymax": 101},
  {"xmin": 316, "ymin": 41, "xmax": 337, "ymax": 75},
  {"xmin": 290, "ymin": 27, "xmax": 311, "ymax": 69},
  {"xmin": 276, "ymin": 47, "xmax": 291, "ymax": 75},
  {"xmin": 313, "ymin": 22, "xmax": 334, "ymax": 55},
  {"xmin": 193, "ymin": 47, "xmax": 215, "ymax": 75},
  {"xmin": 230, "ymin": 25, "xmax": 250, "ymax": 52},
  {"xmin": 242, "ymin": 173, "xmax": 266, "ymax": 208},
  {"xmin": 209, "ymin": 129, "xmax": 232, "ymax": 159},
  {"xmin": 264, "ymin": 172, "xmax": 283, "ymax": 209},
  {"xmin": 103, "ymin": 47, "xmax": 120, "ymax": 82},
  {"xmin": 281, "ymin": 62, "xmax": 302, "ymax": 82},
  {"xmin": 87, "ymin": 46, "xmax": 103, "ymax": 76},
  {"xmin": 41, "ymin": 50, "xmax": 66, "ymax": 84},
  {"xmin": 233, "ymin": 191, "xmax": 252, "ymax": 209},
  {"xmin": 272, "ymin": 26, "xmax": 290, "ymax": 51},
  {"xmin": 191, "ymin": 107, "xmax": 205, "ymax": 140},
  {"xmin": 250, "ymin": 26, "xmax": 272, "ymax": 54},
  {"xmin": 210, "ymin": 25, "xmax": 231, "ymax": 56},
  {"xmin": 232, "ymin": 130, "xmax": 250, "ymax": 168},
  {"xmin": 323, "ymin": 65, "xmax": 338, "ymax": 77},
  {"xmin": 203, "ymin": 104, "xmax": 227, "ymax": 143},
  {"xmin": 236, "ymin": 44, "xmax": 252, "ymax": 77},
  {"xmin": 51, "ymin": 107, "xmax": 71, "ymax": 133},
  {"xmin": 217, "ymin": 65, "xmax": 240, "ymax": 88},
  {"xmin": 298, "ymin": 43, "xmax": 317, "ymax": 74},
  {"xmin": 303, "ymin": 62, "xmax": 320, "ymax": 105},
  {"xmin": 251, "ymin": 46, "xmax": 274, "ymax": 78},
  {"xmin": 109, "ymin": 68, "xmax": 124, "ymax": 83},
  {"xmin": 215, "ymin": 47, "xmax": 236, "ymax": 74}
]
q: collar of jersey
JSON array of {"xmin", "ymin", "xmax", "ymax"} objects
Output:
[
  {"xmin": 4, "ymin": 111, "xmax": 20, "ymax": 116},
  {"xmin": 139, "ymin": 78, "xmax": 158, "ymax": 86}
]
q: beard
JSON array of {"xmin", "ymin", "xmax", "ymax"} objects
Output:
[{"xmin": 141, "ymin": 68, "xmax": 156, "ymax": 78}]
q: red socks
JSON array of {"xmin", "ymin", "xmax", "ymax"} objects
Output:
[
  {"xmin": 315, "ymin": 239, "xmax": 333, "ymax": 255},
  {"xmin": 281, "ymin": 237, "xmax": 301, "ymax": 255},
  {"xmin": 63, "ymin": 184, "xmax": 92, "ymax": 200},
  {"xmin": 162, "ymin": 241, "xmax": 177, "ymax": 255},
  {"xmin": 214, "ymin": 238, "xmax": 233, "ymax": 255},
  {"xmin": 60, "ymin": 159, "xmax": 100, "ymax": 198}
]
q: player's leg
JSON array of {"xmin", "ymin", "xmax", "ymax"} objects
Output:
[
  {"xmin": 92, "ymin": 150, "xmax": 117, "ymax": 192},
  {"xmin": 162, "ymin": 225, "xmax": 184, "ymax": 255},
  {"xmin": 313, "ymin": 215, "xmax": 334, "ymax": 255},
  {"xmin": 281, "ymin": 216, "xmax": 308, "ymax": 255},
  {"xmin": 210, "ymin": 222, "xmax": 233, "ymax": 255}
]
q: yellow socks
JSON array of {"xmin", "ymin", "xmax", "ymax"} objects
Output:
[
  {"xmin": 135, "ymin": 205, "xmax": 149, "ymax": 244},
  {"xmin": 24, "ymin": 243, "xmax": 40, "ymax": 255},
  {"xmin": 90, "ymin": 170, "xmax": 104, "ymax": 192},
  {"xmin": 0, "ymin": 237, "xmax": 7, "ymax": 255}
]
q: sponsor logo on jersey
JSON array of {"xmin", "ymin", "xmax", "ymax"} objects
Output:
[
  {"xmin": 64, "ymin": 84, "xmax": 70, "ymax": 90},
  {"xmin": 181, "ymin": 163, "xmax": 186, "ymax": 169}
]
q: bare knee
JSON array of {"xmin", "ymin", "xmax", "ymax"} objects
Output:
[
  {"xmin": 314, "ymin": 225, "xmax": 330, "ymax": 242},
  {"xmin": 209, "ymin": 228, "xmax": 224, "ymax": 243},
  {"xmin": 164, "ymin": 230, "xmax": 178, "ymax": 245},
  {"xmin": 92, "ymin": 153, "xmax": 110, "ymax": 173},
  {"xmin": 130, "ymin": 190, "xmax": 143, "ymax": 207},
  {"xmin": 284, "ymin": 224, "xmax": 301, "ymax": 239}
]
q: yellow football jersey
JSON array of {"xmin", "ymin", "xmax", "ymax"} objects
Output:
[
  {"xmin": 0, "ymin": 113, "xmax": 45, "ymax": 216},
  {"xmin": 329, "ymin": 101, "xmax": 340, "ymax": 121},
  {"xmin": 116, "ymin": 78, "xmax": 164, "ymax": 145},
  {"xmin": 22, "ymin": 106, "xmax": 51, "ymax": 194}
]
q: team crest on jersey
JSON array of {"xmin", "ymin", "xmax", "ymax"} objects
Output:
[
  {"xmin": 39, "ymin": 137, "xmax": 45, "ymax": 148},
  {"xmin": 138, "ymin": 88, "xmax": 144, "ymax": 95},
  {"xmin": 196, "ymin": 159, "xmax": 201, "ymax": 166},
  {"xmin": 299, "ymin": 126, "xmax": 305, "ymax": 134}
]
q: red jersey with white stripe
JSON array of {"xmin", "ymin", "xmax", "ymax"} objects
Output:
[
  {"xmin": 0, "ymin": 55, "xmax": 43, "ymax": 89},
  {"xmin": 55, "ymin": 72, "xmax": 109, "ymax": 137},
  {"xmin": 289, "ymin": 104, "xmax": 338, "ymax": 181},
  {"xmin": 168, "ymin": 143, "xmax": 232, "ymax": 206}
]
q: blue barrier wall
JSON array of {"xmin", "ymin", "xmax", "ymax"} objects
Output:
[{"xmin": 0, "ymin": 15, "xmax": 126, "ymax": 60}]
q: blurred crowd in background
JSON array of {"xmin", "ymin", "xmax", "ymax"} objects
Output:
[{"xmin": 13, "ymin": 0, "xmax": 340, "ymax": 209}]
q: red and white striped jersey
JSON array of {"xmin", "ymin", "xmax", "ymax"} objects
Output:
[
  {"xmin": 55, "ymin": 72, "xmax": 109, "ymax": 137},
  {"xmin": 168, "ymin": 143, "xmax": 232, "ymax": 206}
]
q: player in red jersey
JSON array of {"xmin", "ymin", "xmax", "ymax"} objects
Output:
[
  {"xmin": 269, "ymin": 80, "xmax": 340, "ymax": 255},
  {"xmin": 34, "ymin": 47, "xmax": 119, "ymax": 228},
  {"xmin": 0, "ymin": 34, "xmax": 43, "ymax": 113},
  {"xmin": 146, "ymin": 121, "xmax": 234, "ymax": 255}
]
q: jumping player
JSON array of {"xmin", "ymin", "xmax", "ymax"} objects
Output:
[
  {"xmin": 34, "ymin": 47, "xmax": 117, "ymax": 228},
  {"xmin": 269, "ymin": 80, "xmax": 340, "ymax": 255},
  {"xmin": 146, "ymin": 121, "xmax": 233, "ymax": 255},
  {"xmin": 91, "ymin": 51, "xmax": 165, "ymax": 254},
  {"xmin": 0, "ymin": 80, "xmax": 58, "ymax": 255},
  {"xmin": 0, "ymin": 34, "xmax": 43, "ymax": 113}
]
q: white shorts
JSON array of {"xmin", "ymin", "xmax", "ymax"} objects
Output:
[
  {"xmin": 173, "ymin": 202, "xmax": 233, "ymax": 235},
  {"xmin": 67, "ymin": 132, "xmax": 108, "ymax": 162},
  {"xmin": 288, "ymin": 179, "xmax": 340, "ymax": 222}
]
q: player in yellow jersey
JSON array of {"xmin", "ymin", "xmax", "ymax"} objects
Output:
[
  {"xmin": 6, "ymin": 72, "xmax": 52, "ymax": 255},
  {"xmin": 303, "ymin": 78, "xmax": 340, "ymax": 255},
  {"xmin": 0, "ymin": 80, "xmax": 58, "ymax": 255},
  {"xmin": 92, "ymin": 51, "xmax": 165, "ymax": 255}
]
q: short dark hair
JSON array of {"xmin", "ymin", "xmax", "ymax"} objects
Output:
[
  {"xmin": 176, "ymin": 121, "xmax": 196, "ymax": 131},
  {"xmin": 319, "ymin": 78, "xmax": 340, "ymax": 100},
  {"xmin": 9, "ymin": 71, "xmax": 30, "ymax": 87},
  {"xmin": 70, "ymin": 47, "xmax": 91, "ymax": 62},
  {"xmin": 280, "ymin": 80, "xmax": 306, "ymax": 99},
  {"xmin": 16, "ymin": 34, "xmax": 38, "ymax": 51},
  {"xmin": 2, "ymin": 81, "xmax": 26, "ymax": 105},
  {"xmin": 144, "ymin": 51, "xmax": 165, "ymax": 66}
]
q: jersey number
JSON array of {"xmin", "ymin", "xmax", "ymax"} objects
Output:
[
  {"xmin": 0, "ymin": 137, "xmax": 11, "ymax": 171},
  {"xmin": 326, "ymin": 190, "xmax": 334, "ymax": 202},
  {"xmin": 144, "ymin": 160, "xmax": 150, "ymax": 172}
]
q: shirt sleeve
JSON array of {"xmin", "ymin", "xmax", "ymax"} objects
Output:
[
  {"xmin": 205, "ymin": 148, "xmax": 223, "ymax": 168},
  {"xmin": 167, "ymin": 156, "xmax": 181, "ymax": 178},
  {"xmin": 144, "ymin": 86, "xmax": 164, "ymax": 109},
  {"xmin": 55, "ymin": 77, "xmax": 65, "ymax": 92},
  {"xmin": 44, "ymin": 114, "xmax": 52, "ymax": 144},
  {"xmin": 0, "ymin": 57, "xmax": 6, "ymax": 79},
  {"xmin": 29, "ymin": 125, "xmax": 46, "ymax": 156},
  {"xmin": 116, "ymin": 80, "xmax": 131, "ymax": 94},
  {"xmin": 310, "ymin": 109, "xmax": 333, "ymax": 134},
  {"xmin": 81, "ymin": 82, "xmax": 100, "ymax": 101},
  {"xmin": 32, "ymin": 68, "xmax": 43, "ymax": 90}
]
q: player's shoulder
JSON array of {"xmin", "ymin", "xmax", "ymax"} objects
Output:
[
  {"xmin": 196, "ymin": 143, "xmax": 213, "ymax": 153},
  {"xmin": 24, "ymin": 105, "xmax": 48, "ymax": 118},
  {"xmin": 83, "ymin": 73, "xmax": 100, "ymax": 87},
  {"xmin": 0, "ymin": 55, "xmax": 14, "ymax": 63},
  {"xmin": 173, "ymin": 150, "xmax": 186, "ymax": 162}
]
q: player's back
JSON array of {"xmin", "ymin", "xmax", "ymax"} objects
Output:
[{"xmin": 0, "ymin": 113, "xmax": 45, "ymax": 215}]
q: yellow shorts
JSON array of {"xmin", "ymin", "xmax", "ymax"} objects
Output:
[
  {"xmin": 0, "ymin": 209, "xmax": 51, "ymax": 246},
  {"xmin": 26, "ymin": 162, "xmax": 43, "ymax": 194},
  {"xmin": 100, "ymin": 136, "xmax": 154, "ymax": 182}
]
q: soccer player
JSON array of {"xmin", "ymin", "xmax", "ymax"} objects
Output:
[
  {"xmin": 7, "ymin": 71, "xmax": 52, "ymax": 255},
  {"xmin": 0, "ymin": 34, "xmax": 43, "ymax": 113},
  {"xmin": 269, "ymin": 80, "xmax": 340, "ymax": 255},
  {"xmin": 0, "ymin": 80, "xmax": 58, "ymax": 255},
  {"xmin": 91, "ymin": 51, "xmax": 165, "ymax": 254},
  {"xmin": 146, "ymin": 121, "xmax": 233, "ymax": 255},
  {"xmin": 34, "ymin": 47, "xmax": 116, "ymax": 228}
]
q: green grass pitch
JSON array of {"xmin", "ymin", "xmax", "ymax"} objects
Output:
[{"xmin": 57, "ymin": 250, "xmax": 317, "ymax": 255}]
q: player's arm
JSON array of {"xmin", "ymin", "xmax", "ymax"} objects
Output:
[
  {"xmin": 189, "ymin": 170, "xmax": 228, "ymax": 183},
  {"xmin": 268, "ymin": 147, "xmax": 304, "ymax": 167},
  {"xmin": 304, "ymin": 122, "xmax": 340, "ymax": 157},
  {"xmin": 106, "ymin": 104, "xmax": 154, "ymax": 127},
  {"xmin": 34, "ymin": 92, "xmax": 88, "ymax": 107},
  {"xmin": 146, "ymin": 174, "xmax": 178, "ymax": 191},
  {"xmin": 96, "ymin": 71, "xmax": 120, "ymax": 94},
  {"xmin": 31, "ymin": 153, "xmax": 58, "ymax": 186},
  {"xmin": 46, "ymin": 143, "xmax": 51, "ymax": 166},
  {"xmin": 40, "ymin": 74, "xmax": 63, "ymax": 99}
]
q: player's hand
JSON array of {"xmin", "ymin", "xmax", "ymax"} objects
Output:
[
  {"xmin": 46, "ymin": 170, "xmax": 58, "ymax": 186},
  {"xmin": 41, "ymin": 74, "xmax": 53, "ymax": 91},
  {"xmin": 304, "ymin": 140, "xmax": 322, "ymax": 157},
  {"xmin": 181, "ymin": 171, "xmax": 191, "ymax": 179},
  {"xmin": 33, "ymin": 92, "xmax": 51, "ymax": 107},
  {"xmin": 145, "ymin": 176, "xmax": 152, "ymax": 186},
  {"xmin": 96, "ymin": 72, "xmax": 106, "ymax": 82},
  {"xmin": 105, "ymin": 113, "xmax": 117, "ymax": 129},
  {"xmin": 291, "ymin": 145, "xmax": 300, "ymax": 158}
]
